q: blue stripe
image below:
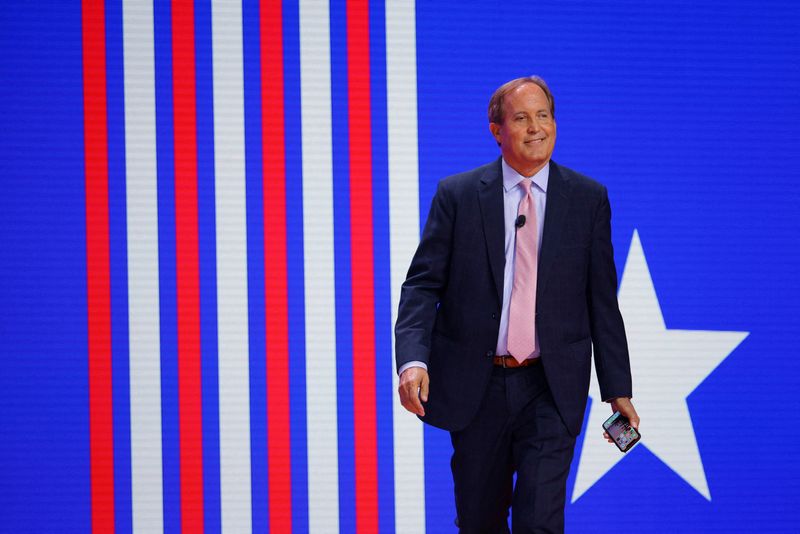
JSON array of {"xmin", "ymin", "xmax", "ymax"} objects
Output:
[
  {"xmin": 415, "ymin": 7, "xmax": 458, "ymax": 529},
  {"xmin": 0, "ymin": 2, "xmax": 90, "ymax": 531},
  {"xmin": 329, "ymin": 0, "xmax": 356, "ymax": 531},
  {"xmin": 194, "ymin": 0, "xmax": 222, "ymax": 531},
  {"xmin": 105, "ymin": 0, "xmax": 133, "ymax": 531},
  {"xmin": 282, "ymin": 2, "xmax": 311, "ymax": 532},
  {"xmin": 153, "ymin": 1, "xmax": 181, "ymax": 531},
  {"xmin": 242, "ymin": 0, "xmax": 268, "ymax": 530},
  {"xmin": 367, "ymin": 1, "xmax": 396, "ymax": 532}
]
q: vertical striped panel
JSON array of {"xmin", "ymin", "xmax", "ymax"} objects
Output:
[
  {"xmin": 260, "ymin": 0, "xmax": 293, "ymax": 530},
  {"xmin": 82, "ymin": 0, "xmax": 116, "ymax": 530},
  {"xmin": 298, "ymin": 1, "xmax": 339, "ymax": 532},
  {"xmin": 346, "ymin": 0, "xmax": 380, "ymax": 531},
  {"xmin": 386, "ymin": 1, "xmax": 426, "ymax": 532},
  {"xmin": 210, "ymin": 1, "xmax": 253, "ymax": 531},
  {"xmin": 122, "ymin": 0, "xmax": 164, "ymax": 531},
  {"xmin": 171, "ymin": 0, "xmax": 205, "ymax": 529},
  {"xmin": 88, "ymin": 3, "xmax": 431, "ymax": 531}
]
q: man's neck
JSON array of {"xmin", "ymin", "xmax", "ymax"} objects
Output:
[{"xmin": 503, "ymin": 158, "xmax": 549, "ymax": 178}]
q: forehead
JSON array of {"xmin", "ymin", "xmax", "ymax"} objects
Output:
[{"xmin": 505, "ymin": 83, "xmax": 549, "ymax": 112}]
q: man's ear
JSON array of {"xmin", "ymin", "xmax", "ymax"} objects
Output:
[{"xmin": 489, "ymin": 122, "xmax": 502, "ymax": 145}]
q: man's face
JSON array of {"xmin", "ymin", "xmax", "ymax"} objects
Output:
[{"xmin": 489, "ymin": 83, "xmax": 556, "ymax": 176}]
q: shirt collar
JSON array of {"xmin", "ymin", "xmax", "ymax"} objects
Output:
[{"xmin": 501, "ymin": 158, "xmax": 549, "ymax": 194}]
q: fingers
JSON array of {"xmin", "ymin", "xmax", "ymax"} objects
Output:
[
  {"xmin": 611, "ymin": 397, "xmax": 641, "ymax": 430},
  {"xmin": 398, "ymin": 368, "xmax": 429, "ymax": 416},
  {"xmin": 629, "ymin": 413, "xmax": 640, "ymax": 430},
  {"xmin": 606, "ymin": 397, "xmax": 640, "ymax": 446},
  {"xmin": 622, "ymin": 404, "xmax": 640, "ymax": 430},
  {"xmin": 404, "ymin": 386, "xmax": 425, "ymax": 416}
]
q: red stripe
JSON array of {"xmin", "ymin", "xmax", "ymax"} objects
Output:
[
  {"xmin": 347, "ymin": 1, "xmax": 379, "ymax": 531},
  {"xmin": 82, "ymin": 0, "xmax": 115, "ymax": 530},
  {"xmin": 262, "ymin": 0, "xmax": 292, "ymax": 530},
  {"xmin": 172, "ymin": 1, "xmax": 204, "ymax": 531}
]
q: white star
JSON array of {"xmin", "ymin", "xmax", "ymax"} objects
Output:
[{"xmin": 571, "ymin": 230, "xmax": 748, "ymax": 502}]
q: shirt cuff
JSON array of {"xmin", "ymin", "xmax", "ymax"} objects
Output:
[{"xmin": 398, "ymin": 361, "xmax": 428, "ymax": 375}]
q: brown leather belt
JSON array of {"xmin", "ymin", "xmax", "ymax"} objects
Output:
[{"xmin": 493, "ymin": 355, "xmax": 540, "ymax": 368}]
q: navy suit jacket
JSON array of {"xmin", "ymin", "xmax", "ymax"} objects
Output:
[{"xmin": 395, "ymin": 158, "xmax": 632, "ymax": 436}]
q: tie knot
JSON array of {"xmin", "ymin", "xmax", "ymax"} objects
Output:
[{"xmin": 520, "ymin": 178, "xmax": 532, "ymax": 194}]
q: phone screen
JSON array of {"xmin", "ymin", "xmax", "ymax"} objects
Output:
[{"xmin": 602, "ymin": 412, "xmax": 640, "ymax": 452}]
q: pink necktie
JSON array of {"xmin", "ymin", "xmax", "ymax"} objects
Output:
[{"xmin": 507, "ymin": 179, "xmax": 538, "ymax": 363}]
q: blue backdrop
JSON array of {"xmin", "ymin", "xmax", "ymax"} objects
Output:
[{"xmin": 1, "ymin": 0, "xmax": 798, "ymax": 532}]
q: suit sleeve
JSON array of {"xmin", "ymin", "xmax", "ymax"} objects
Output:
[
  {"xmin": 394, "ymin": 180, "xmax": 455, "ymax": 373},
  {"xmin": 588, "ymin": 187, "xmax": 633, "ymax": 401}
]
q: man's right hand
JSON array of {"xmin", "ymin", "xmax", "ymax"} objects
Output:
[{"xmin": 398, "ymin": 367, "xmax": 430, "ymax": 417}]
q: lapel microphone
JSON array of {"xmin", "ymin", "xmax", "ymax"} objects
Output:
[{"xmin": 515, "ymin": 215, "xmax": 526, "ymax": 229}]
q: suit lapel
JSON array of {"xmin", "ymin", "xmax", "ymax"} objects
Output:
[
  {"xmin": 537, "ymin": 161, "xmax": 571, "ymax": 300},
  {"xmin": 478, "ymin": 159, "xmax": 505, "ymax": 304}
]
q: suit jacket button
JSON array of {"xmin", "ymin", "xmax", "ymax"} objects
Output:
[
  {"xmin": 491, "ymin": 312, "xmax": 497, "ymax": 319},
  {"xmin": 486, "ymin": 350, "xmax": 495, "ymax": 358}
]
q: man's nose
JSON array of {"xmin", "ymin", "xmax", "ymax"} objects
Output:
[{"xmin": 527, "ymin": 119, "xmax": 540, "ymax": 133}]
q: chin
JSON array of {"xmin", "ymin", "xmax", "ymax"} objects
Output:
[
  {"xmin": 524, "ymin": 153, "xmax": 547, "ymax": 164},
  {"xmin": 532, "ymin": 150, "xmax": 552, "ymax": 162}
]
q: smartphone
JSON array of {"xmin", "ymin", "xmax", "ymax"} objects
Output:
[{"xmin": 602, "ymin": 411, "xmax": 640, "ymax": 452}]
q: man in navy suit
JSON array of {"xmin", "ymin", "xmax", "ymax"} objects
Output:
[{"xmin": 395, "ymin": 76, "xmax": 640, "ymax": 533}]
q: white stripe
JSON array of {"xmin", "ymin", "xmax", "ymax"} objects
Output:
[
  {"xmin": 211, "ymin": 2, "xmax": 253, "ymax": 532},
  {"xmin": 299, "ymin": 1, "xmax": 340, "ymax": 532},
  {"xmin": 122, "ymin": 1, "xmax": 164, "ymax": 531},
  {"xmin": 386, "ymin": 2, "xmax": 426, "ymax": 532}
]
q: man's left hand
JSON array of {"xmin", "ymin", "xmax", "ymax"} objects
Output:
[{"xmin": 603, "ymin": 397, "xmax": 640, "ymax": 443}]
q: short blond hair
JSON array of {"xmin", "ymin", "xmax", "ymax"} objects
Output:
[{"xmin": 488, "ymin": 76, "xmax": 555, "ymax": 124}]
